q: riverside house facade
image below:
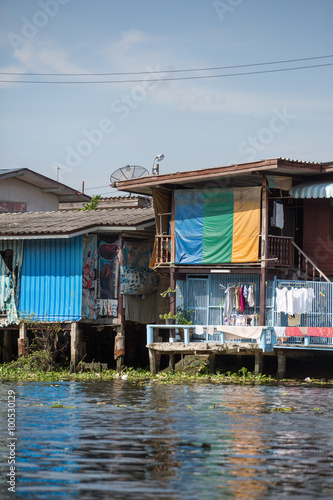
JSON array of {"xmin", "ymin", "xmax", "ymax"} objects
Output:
[
  {"xmin": 114, "ymin": 158, "xmax": 333, "ymax": 377},
  {"xmin": 0, "ymin": 205, "xmax": 162, "ymax": 369}
]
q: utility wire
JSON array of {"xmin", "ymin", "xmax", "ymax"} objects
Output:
[
  {"xmin": 84, "ymin": 184, "xmax": 110, "ymax": 190},
  {"xmin": 1, "ymin": 54, "xmax": 333, "ymax": 76},
  {"xmin": 1, "ymin": 62, "xmax": 332, "ymax": 83}
]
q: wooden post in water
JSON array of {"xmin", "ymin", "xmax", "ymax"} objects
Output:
[
  {"xmin": 18, "ymin": 322, "xmax": 28, "ymax": 357},
  {"xmin": 149, "ymin": 348, "xmax": 157, "ymax": 375},
  {"xmin": 277, "ymin": 350, "xmax": 286, "ymax": 379},
  {"xmin": 169, "ymin": 353, "xmax": 175, "ymax": 373},
  {"xmin": 254, "ymin": 351, "xmax": 263, "ymax": 376},
  {"xmin": 70, "ymin": 322, "xmax": 79, "ymax": 369},
  {"xmin": 209, "ymin": 353, "xmax": 216, "ymax": 374},
  {"xmin": 114, "ymin": 325, "xmax": 125, "ymax": 372},
  {"xmin": 3, "ymin": 329, "xmax": 12, "ymax": 362}
]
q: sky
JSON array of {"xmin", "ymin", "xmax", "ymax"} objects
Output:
[{"xmin": 0, "ymin": 0, "xmax": 332, "ymax": 197}]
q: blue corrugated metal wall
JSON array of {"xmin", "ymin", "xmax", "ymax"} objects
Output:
[{"xmin": 19, "ymin": 236, "xmax": 83, "ymax": 322}]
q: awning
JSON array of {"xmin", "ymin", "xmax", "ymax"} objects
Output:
[{"xmin": 289, "ymin": 181, "xmax": 333, "ymax": 199}]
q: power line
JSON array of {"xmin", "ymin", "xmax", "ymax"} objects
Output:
[
  {"xmin": 84, "ymin": 184, "xmax": 110, "ymax": 190},
  {"xmin": 1, "ymin": 62, "xmax": 332, "ymax": 84},
  {"xmin": 1, "ymin": 54, "xmax": 332, "ymax": 77}
]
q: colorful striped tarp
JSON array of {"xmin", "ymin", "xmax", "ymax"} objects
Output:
[{"xmin": 174, "ymin": 186, "xmax": 261, "ymax": 264}]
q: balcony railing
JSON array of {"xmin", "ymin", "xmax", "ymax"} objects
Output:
[
  {"xmin": 153, "ymin": 234, "xmax": 330, "ymax": 281},
  {"xmin": 267, "ymin": 235, "xmax": 293, "ymax": 267},
  {"xmin": 155, "ymin": 235, "xmax": 171, "ymax": 265}
]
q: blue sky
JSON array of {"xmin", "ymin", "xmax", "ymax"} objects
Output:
[{"xmin": 0, "ymin": 0, "xmax": 332, "ymax": 197}]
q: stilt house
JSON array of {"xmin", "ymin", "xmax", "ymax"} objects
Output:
[{"xmin": 114, "ymin": 158, "xmax": 333, "ymax": 377}]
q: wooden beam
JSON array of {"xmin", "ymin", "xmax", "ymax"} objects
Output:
[
  {"xmin": 171, "ymin": 190, "xmax": 176, "ymax": 264},
  {"xmin": 259, "ymin": 176, "xmax": 268, "ymax": 326}
]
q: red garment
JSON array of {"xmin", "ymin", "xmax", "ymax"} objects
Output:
[{"xmin": 240, "ymin": 285, "xmax": 246, "ymax": 313}]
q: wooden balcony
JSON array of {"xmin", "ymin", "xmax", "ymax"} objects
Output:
[
  {"xmin": 153, "ymin": 234, "xmax": 330, "ymax": 281},
  {"xmin": 267, "ymin": 235, "xmax": 293, "ymax": 268},
  {"xmin": 155, "ymin": 234, "xmax": 171, "ymax": 265}
]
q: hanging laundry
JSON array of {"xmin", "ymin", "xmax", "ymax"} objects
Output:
[
  {"xmin": 235, "ymin": 286, "xmax": 241, "ymax": 313},
  {"xmin": 240, "ymin": 285, "xmax": 246, "ymax": 314},
  {"xmin": 247, "ymin": 285, "xmax": 255, "ymax": 307},
  {"xmin": 224, "ymin": 285, "xmax": 236, "ymax": 317},
  {"xmin": 275, "ymin": 286, "xmax": 315, "ymax": 315},
  {"xmin": 272, "ymin": 201, "xmax": 284, "ymax": 229},
  {"xmin": 276, "ymin": 287, "xmax": 288, "ymax": 313}
]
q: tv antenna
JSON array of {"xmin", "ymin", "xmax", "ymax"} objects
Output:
[{"xmin": 110, "ymin": 165, "xmax": 149, "ymax": 186}]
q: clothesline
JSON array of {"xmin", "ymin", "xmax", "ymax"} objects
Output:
[
  {"xmin": 277, "ymin": 281, "xmax": 310, "ymax": 289},
  {"xmin": 276, "ymin": 285, "xmax": 315, "ymax": 315}
]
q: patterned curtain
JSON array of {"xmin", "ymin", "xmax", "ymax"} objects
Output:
[{"xmin": 0, "ymin": 240, "xmax": 24, "ymax": 326}]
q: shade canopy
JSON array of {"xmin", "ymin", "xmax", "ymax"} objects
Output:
[{"xmin": 289, "ymin": 181, "xmax": 333, "ymax": 199}]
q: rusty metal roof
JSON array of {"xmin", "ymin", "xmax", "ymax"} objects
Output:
[
  {"xmin": 114, "ymin": 157, "xmax": 330, "ymax": 196},
  {"xmin": 0, "ymin": 206, "xmax": 155, "ymax": 238}
]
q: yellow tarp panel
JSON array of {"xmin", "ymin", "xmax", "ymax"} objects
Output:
[{"xmin": 231, "ymin": 186, "xmax": 261, "ymax": 263}]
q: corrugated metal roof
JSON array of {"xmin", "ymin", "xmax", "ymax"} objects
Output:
[
  {"xmin": 289, "ymin": 181, "xmax": 333, "ymax": 199},
  {"xmin": 114, "ymin": 157, "xmax": 330, "ymax": 196},
  {"xmin": 0, "ymin": 207, "xmax": 155, "ymax": 237}
]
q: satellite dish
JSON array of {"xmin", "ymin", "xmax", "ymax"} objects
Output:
[{"xmin": 110, "ymin": 165, "xmax": 149, "ymax": 185}]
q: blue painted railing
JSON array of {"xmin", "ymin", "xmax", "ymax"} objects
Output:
[{"xmin": 146, "ymin": 325, "xmax": 275, "ymax": 352}]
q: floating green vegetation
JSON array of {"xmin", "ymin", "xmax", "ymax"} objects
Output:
[
  {"xmin": 271, "ymin": 407, "xmax": 295, "ymax": 412},
  {"xmin": 50, "ymin": 402, "xmax": 77, "ymax": 409},
  {"xmin": 1, "ymin": 361, "xmax": 333, "ymax": 387}
]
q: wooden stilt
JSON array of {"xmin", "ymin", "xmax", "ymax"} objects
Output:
[
  {"xmin": 277, "ymin": 350, "xmax": 286, "ymax": 379},
  {"xmin": 18, "ymin": 322, "xmax": 28, "ymax": 357},
  {"xmin": 209, "ymin": 353, "xmax": 216, "ymax": 374},
  {"xmin": 3, "ymin": 329, "xmax": 12, "ymax": 362},
  {"xmin": 114, "ymin": 325, "xmax": 125, "ymax": 373},
  {"xmin": 169, "ymin": 353, "xmax": 175, "ymax": 373},
  {"xmin": 70, "ymin": 322, "xmax": 79, "ymax": 368},
  {"xmin": 149, "ymin": 348, "xmax": 157, "ymax": 375},
  {"xmin": 254, "ymin": 351, "xmax": 263, "ymax": 376}
]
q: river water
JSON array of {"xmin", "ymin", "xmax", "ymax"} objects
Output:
[{"xmin": 1, "ymin": 380, "xmax": 333, "ymax": 499}]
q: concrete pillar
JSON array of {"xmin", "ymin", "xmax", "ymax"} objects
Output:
[
  {"xmin": 254, "ymin": 351, "xmax": 263, "ymax": 376},
  {"xmin": 149, "ymin": 348, "xmax": 157, "ymax": 375},
  {"xmin": 18, "ymin": 323, "xmax": 28, "ymax": 357},
  {"xmin": 3, "ymin": 330, "xmax": 12, "ymax": 362},
  {"xmin": 277, "ymin": 350, "xmax": 286, "ymax": 379}
]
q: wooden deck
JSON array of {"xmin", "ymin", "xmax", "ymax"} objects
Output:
[{"xmin": 147, "ymin": 341, "xmax": 265, "ymax": 375}]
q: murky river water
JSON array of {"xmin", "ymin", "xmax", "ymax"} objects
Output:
[{"xmin": 1, "ymin": 380, "xmax": 333, "ymax": 499}]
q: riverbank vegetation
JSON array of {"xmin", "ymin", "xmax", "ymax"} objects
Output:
[{"xmin": 1, "ymin": 357, "xmax": 332, "ymax": 386}]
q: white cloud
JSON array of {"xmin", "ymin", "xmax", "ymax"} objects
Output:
[{"xmin": 13, "ymin": 39, "xmax": 84, "ymax": 73}]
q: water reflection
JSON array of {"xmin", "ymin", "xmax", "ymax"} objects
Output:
[{"xmin": 0, "ymin": 381, "xmax": 333, "ymax": 499}]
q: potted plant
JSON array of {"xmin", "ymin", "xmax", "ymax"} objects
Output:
[
  {"xmin": 176, "ymin": 306, "xmax": 195, "ymax": 340},
  {"xmin": 159, "ymin": 311, "xmax": 177, "ymax": 325}
]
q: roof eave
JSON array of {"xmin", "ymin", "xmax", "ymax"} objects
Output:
[{"xmin": 114, "ymin": 158, "xmax": 324, "ymax": 195}]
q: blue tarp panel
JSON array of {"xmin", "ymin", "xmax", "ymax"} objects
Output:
[
  {"xmin": 175, "ymin": 190, "xmax": 203, "ymax": 264},
  {"xmin": 19, "ymin": 236, "xmax": 83, "ymax": 322}
]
